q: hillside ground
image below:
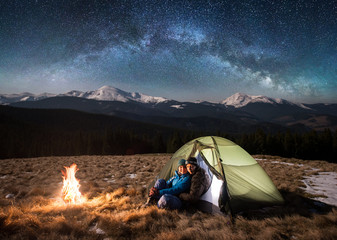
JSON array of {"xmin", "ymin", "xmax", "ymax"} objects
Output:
[{"xmin": 0, "ymin": 154, "xmax": 336, "ymax": 240}]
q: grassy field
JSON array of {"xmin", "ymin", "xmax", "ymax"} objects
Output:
[{"xmin": 0, "ymin": 154, "xmax": 336, "ymax": 240}]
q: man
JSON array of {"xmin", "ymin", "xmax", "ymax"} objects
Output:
[
  {"xmin": 143, "ymin": 159, "xmax": 191, "ymax": 210},
  {"xmin": 179, "ymin": 157, "xmax": 210, "ymax": 205}
]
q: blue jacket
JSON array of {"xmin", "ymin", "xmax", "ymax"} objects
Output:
[{"xmin": 159, "ymin": 171, "xmax": 191, "ymax": 196}]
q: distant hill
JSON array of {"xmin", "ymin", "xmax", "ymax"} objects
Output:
[
  {"xmin": 7, "ymin": 96, "xmax": 306, "ymax": 134},
  {"xmin": 2, "ymin": 86, "xmax": 337, "ymax": 131}
]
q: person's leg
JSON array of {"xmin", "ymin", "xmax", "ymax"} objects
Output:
[
  {"xmin": 157, "ymin": 194, "xmax": 182, "ymax": 210},
  {"xmin": 142, "ymin": 179, "xmax": 168, "ymax": 208},
  {"xmin": 154, "ymin": 179, "xmax": 168, "ymax": 190}
]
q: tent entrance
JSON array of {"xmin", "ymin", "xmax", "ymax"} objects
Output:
[{"xmin": 193, "ymin": 142, "xmax": 232, "ymax": 215}]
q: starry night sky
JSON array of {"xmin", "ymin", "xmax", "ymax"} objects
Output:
[{"xmin": 1, "ymin": 0, "xmax": 336, "ymax": 103}]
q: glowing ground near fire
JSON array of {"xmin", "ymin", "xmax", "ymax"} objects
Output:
[{"xmin": 0, "ymin": 155, "xmax": 336, "ymax": 239}]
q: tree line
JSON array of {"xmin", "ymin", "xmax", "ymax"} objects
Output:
[
  {"xmin": 0, "ymin": 106, "xmax": 336, "ymax": 162},
  {"xmin": 0, "ymin": 123, "xmax": 336, "ymax": 163},
  {"xmin": 230, "ymin": 128, "xmax": 337, "ymax": 163}
]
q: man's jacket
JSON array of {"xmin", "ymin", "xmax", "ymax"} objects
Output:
[{"xmin": 179, "ymin": 167, "xmax": 210, "ymax": 203}]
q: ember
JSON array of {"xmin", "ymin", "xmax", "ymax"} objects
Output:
[{"xmin": 61, "ymin": 163, "xmax": 82, "ymax": 204}]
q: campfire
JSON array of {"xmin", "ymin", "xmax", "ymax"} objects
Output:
[{"xmin": 61, "ymin": 163, "xmax": 82, "ymax": 204}]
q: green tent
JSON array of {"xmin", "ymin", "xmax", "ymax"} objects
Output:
[{"xmin": 150, "ymin": 136, "xmax": 284, "ymax": 214}]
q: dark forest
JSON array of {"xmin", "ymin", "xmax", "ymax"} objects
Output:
[{"xmin": 1, "ymin": 106, "xmax": 336, "ymax": 162}]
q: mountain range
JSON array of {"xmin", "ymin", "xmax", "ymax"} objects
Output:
[
  {"xmin": 0, "ymin": 86, "xmax": 167, "ymax": 105},
  {"xmin": 2, "ymin": 86, "xmax": 337, "ymax": 133}
]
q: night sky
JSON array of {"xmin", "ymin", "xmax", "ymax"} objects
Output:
[{"xmin": 1, "ymin": 0, "xmax": 336, "ymax": 103}]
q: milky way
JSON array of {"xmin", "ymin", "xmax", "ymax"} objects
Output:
[{"xmin": 0, "ymin": 0, "xmax": 336, "ymax": 103}]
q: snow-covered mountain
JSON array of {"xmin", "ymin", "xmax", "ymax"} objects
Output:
[
  {"xmin": 4, "ymin": 87, "xmax": 337, "ymax": 131},
  {"xmin": 80, "ymin": 86, "xmax": 168, "ymax": 104},
  {"xmin": 0, "ymin": 92, "xmax": 56, "ymax": 104},
  {"xmin": 0, "ymin": 86, "xmax": 168, "ymax": 104},
  {"xmin": 1, "ymin": 87, "xmax": 334, "ymax": 115},
  {"xmin": 221, "ymin": 92, "xmax": 311, "ymax": 110}
]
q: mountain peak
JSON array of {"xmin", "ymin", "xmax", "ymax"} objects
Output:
[
  {"xmin": 221, "ymin": 93, "xmax": 287, "ymax": 108},
  {"xmin": 87, "ymin": 86, "xmax": 128, "ymax": 102},
  {"xmin": 221, "ymin": 92, "xmax": 314, "ymax": 110},
  {"xmin": 70, "ymin": 86, "xmax": 168, "ymax": 104},
  {"xmin": 96, "ymin": 85, "xmax": 123, "ymax": 94},
  {"xmin": 98, "ymin": 85, "xmax": 115, "ymax": 90}
]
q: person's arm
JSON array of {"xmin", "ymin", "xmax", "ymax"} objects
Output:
[
  {"xmin": 166, "ymin": 176, "xmax": 175, "ymax": 188},
  {"xmin": 159, "ymin": 175, "xmax": 191, "ymax": 196}
]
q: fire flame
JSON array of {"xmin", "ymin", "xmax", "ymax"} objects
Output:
[{"xmin": 61, "ymin": 163, "xmax": 82, "ymax": 204}]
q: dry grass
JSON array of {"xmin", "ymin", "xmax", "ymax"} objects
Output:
[{"xmin": 0, "ymin": 154, "xmax": 336, "ymax": 239}]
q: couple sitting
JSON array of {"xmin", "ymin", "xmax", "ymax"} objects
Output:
[{"xmin": 144, "ymin": 157, "xmax": 210, "ymax": 210}]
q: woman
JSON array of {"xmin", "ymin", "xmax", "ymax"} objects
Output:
[{"xmin": 144, "ymin": 159, "xmax": 191, "ymax": 210}]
